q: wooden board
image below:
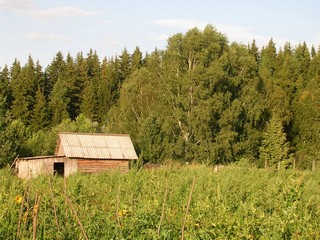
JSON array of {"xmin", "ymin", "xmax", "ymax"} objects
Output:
[{"xmin": 77, "ymin": 159, "xmax": 129, "ymax": 173}]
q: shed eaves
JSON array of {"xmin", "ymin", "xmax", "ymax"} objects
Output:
[{"xmin": 56, "ymin": 133, "xmax": 138, "ymax": 160}]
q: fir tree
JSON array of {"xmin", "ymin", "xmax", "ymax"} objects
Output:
[
  {"xmin": 30, "ymin": 87, "xmax": 49, "ymax": 131},
  {"xmin": 119, "ymin": 48, "xmax": 132, "ymax": 81},
  {"xmin": 10, "ymin": 56, "xmax": 39, "ymax": 125},
  {"xmin": 0, "ymin": 66, "xmax": 9, "ymax": 99},
  {"xmin": 259, "ymin": 114, "xmax": 290, "ymax": 168},
  {"xmin": 131, "ymin": 46, "xmax": 143, "ymax": 72},
  {"xmin": 45, "ymin": 52, "xmax": 66, "ymax": 98}
]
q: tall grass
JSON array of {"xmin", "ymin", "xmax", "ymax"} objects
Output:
[{"xmin": 1, "ymin": 165, "xmax": 320, "ymax": 239}]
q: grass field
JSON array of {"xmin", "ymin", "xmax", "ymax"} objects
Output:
[{"xmin": 1, "ymin": 165, "xmax": 320, "ymax": 239}]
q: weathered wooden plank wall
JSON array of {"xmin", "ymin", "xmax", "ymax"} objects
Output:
[
  {"xmin": 77, "ymin": 159, "xmax": 129, "ymax": 173},
  {"xmin": 16, "ymin": 156, "xmax": 77, "ymax": 179}
]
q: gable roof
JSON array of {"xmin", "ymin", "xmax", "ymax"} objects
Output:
[{"xmin": 55, "ymin": 132, "xmax": 138, "ymax": 160}]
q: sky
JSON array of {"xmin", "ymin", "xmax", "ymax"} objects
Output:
[{"xmin": 0, "ymin": 0, "xmax": 319, "ymax": 68}]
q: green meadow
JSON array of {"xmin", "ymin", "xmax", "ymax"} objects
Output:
[{"xmin": 1, "ymin": 165, "xmax": 320, "ymax": 239}]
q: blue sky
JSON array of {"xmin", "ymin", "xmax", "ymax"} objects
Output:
[{"xmin": 0, "ymin": 0, "xmax": 319, "ymax": 68}]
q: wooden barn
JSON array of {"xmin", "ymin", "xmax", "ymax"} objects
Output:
[{"xmin": 15, "ymin": 132, "xmax": 138, "ymax": 179}]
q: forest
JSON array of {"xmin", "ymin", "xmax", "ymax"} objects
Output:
[{"xmin": 0, "ymin": 24, "xmax": 319, "ymax": 169}]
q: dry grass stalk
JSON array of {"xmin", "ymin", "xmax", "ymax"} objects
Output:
[
  {"xmin": 116, "ymin": 185, "xmax": 121, "ymax": 226},
  {"xmin": 157, "ymin": 181, "xmax": 168, "ymax": 236},
  {"xmin": 32, "ymin": 193, "xmax": 41, "ymax": 240},
  {"xmin": 64, "ymin": 193, "xmax": 89, "ymax": 240},
  {"xmin": 64, "ymin": 176, "xmax": 69, "ymax": 220},
  {"xmin": 181, "ymin": 175, "xmax": 196, "ymax": 240},
  {"xmin": 48, "ymin": 177, "xmax": 60, "ymax": 232},
  {"xmin": 16, "ymin": 184, "xmax": 29, "ymax": 239}
]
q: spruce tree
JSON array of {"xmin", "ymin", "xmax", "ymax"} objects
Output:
[
  {"xmin": 96, "ymin": 58, "xmax": 118, "ymax": 122},
  {"xmin": 49, "ymin": 70, "xmax": 70, "ymax": 126},
  {"xmin": 131, "ymin": 46, "xmax": 143, "ymax": 72},
  {"xmin": 249, "ymin": 39, "xmax": 260, "ymax": 63},
  {"xmin": 69, "ymin": 52, "xmax": 85, "ymax": 119},
  {"xmin": 0, "ymin": 66, "xmax": 9, "ymax": 99},
  {"xmin": 295, "ymin": 42, "xmax": 311, "ymax": 79},
  {"xmin": 80, "ymin": 50, "xmax": 100, "ymax": 120},
  {"xmin": 119, "ymin": 48, "xmax": 132, "ymax": 81},
  {"xmin": 45, "ymin": 52, "xmax": 66, "ymax": 98},
  {"xmin": 259, "ymin": 114, "xmax": 290, "ymax": 168},
  {"xmin": 11, "ymin": 56, "xmax": 39, "ymax": 124},
  {"xmin": 259, "ymin": 39, "xmax": 277, "ymax": 80},
  {"xmin": 81, "ymin": 80, "xmax": 98, "ymax": 120},
  {"xmin": 30, "ymin": 87, "xmax": 49, "ymax": 131}
]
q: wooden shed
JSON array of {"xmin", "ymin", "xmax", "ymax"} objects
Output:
[{"xmin": 15, "ymin": 132, "xmax": 138, "ymax": 179}]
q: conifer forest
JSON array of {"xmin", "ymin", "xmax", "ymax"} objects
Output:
[{"xmin": 1, "ymin": 25, "xmax": 320, "ymax": 169}]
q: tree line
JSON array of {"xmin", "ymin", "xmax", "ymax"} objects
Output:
[{"xmin": 0, "ymin": 25, "xmax": 319, "ymax": 169}]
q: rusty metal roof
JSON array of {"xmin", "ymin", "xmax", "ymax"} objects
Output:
[{"xmin": 56, "ymin": 132, "xmax": 138, "ymax": 160}]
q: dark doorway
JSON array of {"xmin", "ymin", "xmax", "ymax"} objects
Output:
[{"xmin": 54, "ymin": 162, "xmax": 65, "ymax": 176}]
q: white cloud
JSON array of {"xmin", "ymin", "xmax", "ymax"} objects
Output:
[
  {"xmin": 152, "ymin": 20, "xmax": 262, "ymax": 45},
  {"xmin": 311, "ymin": 33, "xmax": 320, "ymax": 48},
  {"xmin": 152, "ymin": 19, "xmax": 207, "ymax": 30},
  {"xmin": 151, "ymin": 19, "xmax": 303, "ymax": 48},
  {"xmin": 28, "ymin": 32, "xmax": 69, "ymax": 42},
  {"xmin": 1, "ymin": 1, "xmax": 101, "ymax": 19},
  {"xmin": 216, "ymin": 24, "xmax": 302, "ymax": 48},
  {"xmin": 151, "ymin": 33, "xmax": 170, "ymax": 42},
  {"xmin": 101, "ymin": 20, "xmax": 111, "ymax": 24},
  {"xmin": 216, "ymin": 24, "xmax": 266, "ymax": 44},
  {"xmin": 104, "ymin": 38, "xmax": 120, "ymax": 48},
  {"xmin": 26, "ymin": 6, "xmax": 101, "ymax": 19},
  {"xmin": 0, "ymin": 0, "xmax": 34, "ymax": 10}
]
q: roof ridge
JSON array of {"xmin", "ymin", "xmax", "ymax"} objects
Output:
[{"xmin": 58, "ymin": 132, "xmax": 130, "ymax": 137}]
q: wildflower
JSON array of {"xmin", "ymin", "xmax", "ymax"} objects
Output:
[
  {"xmin": 15, "ymin": 195, "xmax": 23, "ymax": 204},
  {"xmin": 118, "ymin": 209, "xmax": 130, "ymax": 218},
  {"xmin": 33, "ymin": 205, "xmax": 38, "ymax": 215},
  {"xmin": 23, "ymin": 212, "xmax": 28, "ymax": 224}
]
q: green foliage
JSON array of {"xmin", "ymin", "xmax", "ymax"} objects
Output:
[
  {"xmin": 80, "ymin": 80, "xmax": 98, "ymax": 120},
  {"xmin": 26, "ymin": 114, "xmax": 98, "ymax": 156},
  {"xmin": 30, "ymin": 87, "xmax": 50, "ymax": 131},
  {"xmin": 45, "ymin": 51, "xmax": 66, "ymax": 98},
  {"xmin": 1, "ymin": 166, "xmax": 320, "ymax": 238},
  {"xmin": 139, "ymin": 115, "xmax": 164, "ymax": 163},
  {"xmin": 0, "ymin": 24, "xmax": 319, "ymax": 168},
  {"xmin": 10, "ymin": 57, "xmax": 42, "ymax": 125},
  {"xmin": 131, "ymin": 46, "xmax": 143, "ymax": 72},
  {"xmin": 80, "ymin": 50, "xmax": 100, "ymax": 121},
  {"xmin": 0, "ymin": 65, "xmax": 10, "ymax": 102},
  {"xmin": 0, "ymin": 119, "xmax": 29, "ymax": 167},
  {"xmin": 119, "ymin": 48, "xmax": 132, "ymax": 81},
  {"xmin": 48, "ymin": 73, "xmax": 70, "ymax": 126},
  {"xmin": 292, "ymin": 76, "xmax": 320, "ymax": 167},
  {"xmin": 259, "ymin": 114, "xmax": 290, "ymax": 168}
]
